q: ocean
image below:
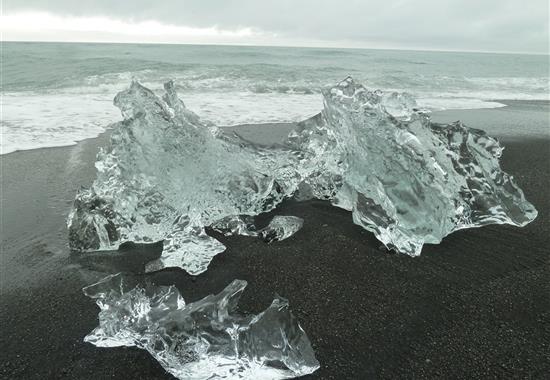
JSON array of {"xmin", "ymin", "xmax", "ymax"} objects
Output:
[{"xmin": 2, "ymin": 41, "xmax": 549, "ymax": 154}]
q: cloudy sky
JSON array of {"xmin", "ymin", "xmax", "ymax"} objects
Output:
[{"xmin": 2, "ymin": 0, "xmax": 549, "ymax": 53}]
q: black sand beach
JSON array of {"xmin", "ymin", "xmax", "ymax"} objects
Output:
[{"xmin": 1, "ymin": 101, "xmax": 549, "ymax": 379}]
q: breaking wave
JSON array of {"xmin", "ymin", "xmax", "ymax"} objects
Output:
[{"xmin": 4, "ymin": 72, "xmax": 548, "ymax": 155}]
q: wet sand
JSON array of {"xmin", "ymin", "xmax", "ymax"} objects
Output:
[{"xmin": 1, "ymin": 101, "xmax": 549, "ymax": 379}]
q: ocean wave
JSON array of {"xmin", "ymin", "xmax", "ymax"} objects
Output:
[
  {"xmin": 1, "ymin": 92, "xmax": 119, "ymax": 155},
  {"xmin": 2, "ymin": 71, "xmax": 549, "ymax": 155},
  {"xmin": 465, "ymin": 76, "xmax": 549, "ymax": 90},
  {"xmin": 79, "ymin": 70, "xmax": 550, "ymax": 97}
]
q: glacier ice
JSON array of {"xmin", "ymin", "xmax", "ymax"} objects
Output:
[
  {"xmin": 292, "ymin": 77, "xmax": 537, "ymax": 254},
  {"xmin": 83, "ymin": 273, "xmax": 320, "ymax": 379},
  {"xmin": 68, "ymin": 77, "xmax": 537, "ymax": 273},
  {"xmin": 68, "ymin": 80, "xmax": 301, "ymax": 274},
  {"xmin": 259, "ymin": 216, "xmax": 304, "ymax": 243},
  {"xmin": 211, "ymin": 215, "xmax": 304, "ymax": 243},
  {"xmin": 212, "ymin": 215, "xmax": 259, "ymax": 237}
]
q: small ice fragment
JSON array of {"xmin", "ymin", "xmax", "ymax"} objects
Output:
[
  {"xmin": 83, "ymin": 274, "xmax": 320, "ymax": 380},
  {"xmin": 211, "ymin": 215, "xmax": 258, "ymax": 237},
  {"xmin": 144, "ymin": 226, "xmax": 226, "ymax": 275},
  {"xmin": 259, "ymin": 215, "xmax": 304, "ymax": 243}
]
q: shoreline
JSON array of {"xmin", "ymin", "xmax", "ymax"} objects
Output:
[
  {"xmin": 2, "ymin": 98, "xmax": 548, "ymax": 157},
  {"xmin": 1, "ymin": 101, "xmax": 549, "ymax": 378}
]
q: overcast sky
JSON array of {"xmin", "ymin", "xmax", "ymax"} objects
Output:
[{"xmin": 2, "ymin": 0, "xmax": 549, "ymax": 53}]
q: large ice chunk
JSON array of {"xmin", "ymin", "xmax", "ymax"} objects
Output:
[
  {"xmin": 68, "ymin": 77, "xmax": 537, "ymax": 271},
  {"xmin": 68, "ymin": 80, "xmax": 301, "ymax": 274},
  {"xmin": 83, "ymin": 274, "xmax": 320, "ymax": 379},
  {"xmin": 290, "ymin": 77, "xmax": 537, "ymax": 254}
]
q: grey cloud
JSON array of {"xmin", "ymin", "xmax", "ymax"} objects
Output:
[{"xmin": 4, "ymin": 0, "xmax": 549, "ymax": 53}]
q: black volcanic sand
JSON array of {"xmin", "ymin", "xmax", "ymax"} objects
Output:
[{"xmin": 1, "ymin": 102, "xmax": 549, "ymax": 379}]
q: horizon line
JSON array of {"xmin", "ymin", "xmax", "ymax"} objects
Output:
[{"xmin": 3, "ymin": 38, "xmax": 549, "ymax": 56}]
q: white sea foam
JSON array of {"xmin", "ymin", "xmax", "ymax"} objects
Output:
[
  {"xmin": 1, "ymin": 92, "xmax": 119, "ymax": 155},
  {"xmin": 417, "ymin": 97, "xmax": 506, "ymax": 111},
  {"xmin": 1, "ymin": 80, "xmax": 547, "ymax": 155},
  {"xmin": 3, "ymin": 42, "xmax": 548, "ymax": 155},
  {"xmin": 184, "ymin": 92, "xmax": 322, "ymax": 125},
  {"xmin": 1, "ymin": 89, "xmax": 322, "ymax": 154}
]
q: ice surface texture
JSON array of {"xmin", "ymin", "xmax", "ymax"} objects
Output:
[
  {"xmin": 68, "ymin": 77, "xmax": 537, "ymax": 272},
  {"xmin": 259, "ymin": 216, "xmax": 304, "ymax": 243},
  {"xmin": 83, "ymin": 274, "xmax": 320, "ymax": 379},
  {"xmin": 68, "ymin": 80, "xmax": 303, "ymax": 274},
  {"xmin": 290, "ymin": 77, "xmax": 537, "ymax": 254},
  {"xmin": 212, "ymin": 215, "xmax": 304, "ymax": 243}
]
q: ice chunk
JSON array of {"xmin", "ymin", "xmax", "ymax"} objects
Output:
[
  {"xmin": 144, "ymin": 225, "xmax": 226, "ymax": 274},
  {"xmin": 211, "ymin": 215, "xmax": 258, "ymax": 237},
  {"xmin": 69, "ymin": 77, "xmax": 536, "ymax": 271},
  {"xmin": 83, "ymin": 274, "xmax": 320, "ymax": 379},
  {"xmin": 211, "ymin": 215, "xmax": 303, "ymax": 243},
  {"xmin": 290, "ymin": 77, "xmax": 537, "ymax": 255},
  {"xmin": 68, "ymin": 80, "xmax": 301, "ymax": 274},
  {"xmin": 259, "ymin": 216, "xmax": 304, "ymax": 243}
]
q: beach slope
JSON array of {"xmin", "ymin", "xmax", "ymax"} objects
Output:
[{"xmin": 1, "ymin": 101, "xmax": 549, "ymax": 379}]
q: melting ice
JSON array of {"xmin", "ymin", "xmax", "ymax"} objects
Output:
[
  {"xmin": 83, "ymin": 274, "xmax": 320, "ymax": 379},
  {"xmin": 68, "ymin": 77, "xmax": 537, "ymax": 274},
  {"xmin": 259, "ymin": 216, "xmax": 304, "ymax": 243},
  {"xmin": 212, "ymin": 215, "xmax": 304, "ymax": 243}
]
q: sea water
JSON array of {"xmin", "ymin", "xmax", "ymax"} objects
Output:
[{"xmin": 2, "ymin": 41, "xmax": 549, "ymax": 154}]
